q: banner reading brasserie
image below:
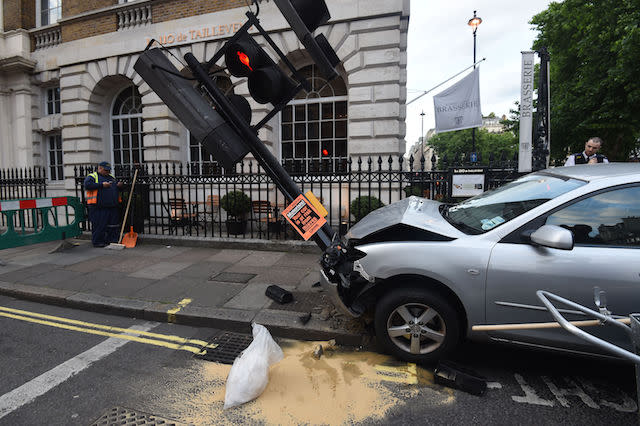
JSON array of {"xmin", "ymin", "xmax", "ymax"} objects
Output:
[
  {"xmin": 518, "ymin": 51, "xmax": 535, "ymax": 172},
  {"xmin": 433, "ymin": 67, "xmax": 482, "ymax": 133}
]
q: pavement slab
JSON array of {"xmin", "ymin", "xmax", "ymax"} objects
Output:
[
  {"xmin": 81, "ymin": 271, "xmax": 156, "ymax": 298},
  {"xmin": 128, "ymin": 262, "xmax": 192, "ymax": 280},
  {"xmin": 235, "ymin": 251, "xmax": 287, "ymax": 267},
  {"xmin": 20, "ymin": 269, "xmax": 87, "ymax": 288},
  {"xmin": 97, "ymin": 256, "xmax": 158, "ymax": 274},
  {"xmin": 224, "ymin": 265, "xmax": 312, "ymax": 287},
  {"xmin": 129, "ymin": 276, "xmax": 201, "ymax": 304},
  {"xmin": 206, "ymin": 249, "xmax": 252, "ymax": 263},
  {"xmin": 168, "ymin": 247, "xmax": 220, "ymax": 263},
  {"xmin": 274, "ymin": 252, "xmax": 321, "ymax": 268},
  {"xmin": 143, "ymin": 245, "xmax": 193, "ymax": 259},
  {"xmin": 180, "ymin": 281, "xmax": 246, "ymax": 307},
  {"xmin": 64, "ymin": 256, "xmax": 126, "ymax": 273},
  {"xmin": 173, "ymin": 261, "xmax": 229, "ymax": 279},
  {"xmin": 0, "ymin": 263, "xmax": 61, "ymax": 282}
]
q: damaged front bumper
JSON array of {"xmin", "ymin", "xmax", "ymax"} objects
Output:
[{"xmin": 319, "ymin": 240, "xmax": 373, "ymax": 318}]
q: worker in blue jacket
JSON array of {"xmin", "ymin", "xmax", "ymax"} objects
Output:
[{"xmin": 83, "ymin": 161, "xmax": 123, "ymax": 247}]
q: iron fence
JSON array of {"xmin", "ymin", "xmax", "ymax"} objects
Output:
[
  {"xmin": 0, "ymin": 167, "xmax": 48, "ymax": 230},
  {"xmin": 72, "ymin": 155, "xmax": 522, "ymax": 241}
]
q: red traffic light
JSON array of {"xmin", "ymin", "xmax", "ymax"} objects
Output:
[
  {"xmin": 237, "ymin": 51, "xmax": 253, "ymax": 71},
  {"xmin": 322, "ymin": 149, "xmax": 329, "ymax": 156}
]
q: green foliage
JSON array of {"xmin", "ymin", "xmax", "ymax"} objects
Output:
[
  {"xmin": 531, "ymin": 0, "xmax": 640, "ymax": 160},
  {"xmin": 403, "ymin": 185, "xmax": 423, "ymax": 197},
  {"xmin": 428, "ymin": 128, "xmax": 518, "ymax": 168},
  {"xmin": 350, "ymin": 196, "xmax": 385, "ymax": 222},
  {"xmin": 220, "ymin": 191, "xmax": 252, "ymax": 218}
]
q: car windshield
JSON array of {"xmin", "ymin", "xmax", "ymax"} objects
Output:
[{"xmin": 442, "ymin": 173, "xmax": 586, "ymax": 234}]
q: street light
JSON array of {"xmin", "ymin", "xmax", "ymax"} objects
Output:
[
  {"xmin": 420, "ymin": 110, "xmax": 425, "ymax": 160},
  {"xmin": 468, "ymin": 10, "xmax": 482, "ymax": 161}
]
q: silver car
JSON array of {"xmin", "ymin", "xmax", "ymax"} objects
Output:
[{"xmin": 320, "ymin": 163, "xmax": 640, "ymax": 363}]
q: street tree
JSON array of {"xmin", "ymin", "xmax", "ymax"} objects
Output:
[
  {"xmin": 531, "ymin": 0, "xmax": 640, "ymax": 160},
  {"xmin": 428, "ymin": 127, "xmax": 517, "ymax": 168}
]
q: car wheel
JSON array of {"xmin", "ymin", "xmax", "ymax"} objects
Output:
[{"xmin": 374, "ymin": 288, "xmax": 461, "ymax": 364}]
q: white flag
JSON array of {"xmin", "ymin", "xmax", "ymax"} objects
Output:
[
  {"xmin": 433, "ymin": 67, "xmax": 482, "ymax": 133},
  {"xmin": 518, "ymin": 51, "xmax": 535, "ymax": 172}
]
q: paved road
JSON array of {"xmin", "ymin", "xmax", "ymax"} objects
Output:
[{"xmin": 0, "ymin": 295, "xmax": 636, "ymax": 425}]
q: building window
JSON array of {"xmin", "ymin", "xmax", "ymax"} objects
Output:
[
  {"xmin": 40, "ymin": 0, "xmax": 62, "ymax": 26},
  {"xmin": 281, "ymin": 65, "xmax": 347, "ymax": 174},
  {"xmin": 111, "ymin": 86, "xmax": 144, "ymax": 169},
  {"xmin": 47, "ymin": 134, "xmax": 63, "ymax": 181},
  {"xmin": 188, "ymin": 134, "xmax": 222, "ymax": 175},
  {"xmin": 46, "ymin": 87, "xmax": 60, "ymax": 115}
]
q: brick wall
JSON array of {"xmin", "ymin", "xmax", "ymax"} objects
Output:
[
  {"xmin": 63, "ymin": 14, "xmax": 116, "ymax": 42},
  {"xmin": 153, "ymin": 0, "xmax": 245, "ymax": 23},
  {"xmin": 64, "ymin": 0, "xmax": 117, "ymax": 18},
  {"xmin": 3, "ymin": 0, "xmax": 35, "ymax": 31}
]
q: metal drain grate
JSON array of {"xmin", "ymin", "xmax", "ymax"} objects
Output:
[
  {"xmin": 194, "ymin": 331, "xmax": 253, "ymax": 364},
  {"xmin": 90, "ymin": 406, "xmax": 186, "ymax": 425}
]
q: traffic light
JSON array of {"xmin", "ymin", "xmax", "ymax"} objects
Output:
[
  {"xmin": 274, "ymin": 0, "xmax": 340, "ymax": 81},
  {"xmin": 224, "ymin": 33, "xmax": 297, "ymax": 105},
  {"xmin": 134, "ymin": 48, "xmax": 250, "ymax": 169}
]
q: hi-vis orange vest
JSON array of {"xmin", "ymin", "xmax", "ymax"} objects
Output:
[{"xmin": 85, "ymin": 172, "xmax": 121, "ymax": 205}]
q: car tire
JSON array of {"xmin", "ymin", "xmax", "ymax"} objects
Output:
[{"xmin": 374, "ymin": 288, "xmax": 461, "ymax": 364}]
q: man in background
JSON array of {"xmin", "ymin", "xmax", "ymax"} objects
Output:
[
  {"xmin": 564, "ymin": 137, "xmax": 609, "ymax": 166},
  {"xmin": 83, "ymin": 161, "xmax": 123, "ymax": 247}
]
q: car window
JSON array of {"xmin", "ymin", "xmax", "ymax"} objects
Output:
[
  {"xmin": 545, "ymin": 185, "xmax": 640, "ymax": 247},
  {"xmin": 444, "ymin": 173, "xmax": 585, "ymax": 234}
]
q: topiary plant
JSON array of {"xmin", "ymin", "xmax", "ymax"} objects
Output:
[
  {"xmin": 350, "ymin": 196, "xmax": 385, "ymax": 222},
  {"xmin": 220, "ymin": 191, "xmax": 252, "ymax": 219}
]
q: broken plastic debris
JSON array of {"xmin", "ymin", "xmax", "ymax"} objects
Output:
[{"xmin": 434, "ymin": 360, "xmax": 487, "ymax": 396}]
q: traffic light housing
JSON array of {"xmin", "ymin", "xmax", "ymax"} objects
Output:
[
  {"xmin": 274, "ymin": 0, "xmax": 340, "ymax": 81},
  {"xmin": 134, "ymin": 48, "xmax": 250, "ymax": 169},
  {"xmin": 224, "ymin": 33, "xmax": 297, "ymax": 105}
]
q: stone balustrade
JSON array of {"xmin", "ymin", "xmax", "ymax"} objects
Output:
[
  {"xmin": 33, "ymin": 27, "xmax": 62, "ymax": 50},
  {"xmin": 117, "ymin": 5, "xmax": 152, "ymax": 31}
]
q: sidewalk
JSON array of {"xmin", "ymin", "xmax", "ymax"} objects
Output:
[{"xmin": 0, "ymin": 236, "xmax": 368, "ymax": 345}]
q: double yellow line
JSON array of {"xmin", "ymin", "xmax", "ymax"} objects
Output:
[{"xmin": 0, "ymin": 305, "xmax": 218, "ymax": 355}]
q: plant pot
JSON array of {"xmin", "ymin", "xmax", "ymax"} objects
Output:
[{"xmin": 226, "ymin": 220, "xmax": 247, "ymax": 235}]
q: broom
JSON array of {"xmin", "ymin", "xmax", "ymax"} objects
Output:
[{"xmin": 106, "ymin": 168, "xmax": 139, "ymax": 250}]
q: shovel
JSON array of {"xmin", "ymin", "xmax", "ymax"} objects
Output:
[
  {"xmin": 122, "ymin": 225, "xmax": 138, "ymax": 248},
  {"xmin": 106, "ymin": 168, "xmax": 138, "ymax": 250}
]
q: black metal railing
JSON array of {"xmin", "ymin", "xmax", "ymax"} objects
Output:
[
  {"xmin": 0, "ymin": 167, "xmax": 48, "ymax": 230},
  {"xmin": 72, "ymin": 155, "xmax": 522, "ymax": 241}
]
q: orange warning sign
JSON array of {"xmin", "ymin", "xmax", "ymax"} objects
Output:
[{"xmin": 281, "ymin": 194, "xmax": 327, "ymax": 240}]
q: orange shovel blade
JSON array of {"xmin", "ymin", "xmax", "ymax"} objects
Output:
[{"xmin": 122, "ymin": 226, "xmax": 138, "ymax": 248}]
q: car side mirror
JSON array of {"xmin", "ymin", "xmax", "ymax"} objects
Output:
[{"xmin": 530, "ymin": 225, "xmax": 574, "ymax": 250}]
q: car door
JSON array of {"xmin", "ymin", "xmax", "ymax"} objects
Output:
[{"xmin": 485, "ymin": 184, "xmax": 640, "ymax": 354}]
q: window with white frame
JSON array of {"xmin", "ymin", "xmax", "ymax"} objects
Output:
[
  {"xmin": 40, "ymin": 0, "xmax": 62, "ymax": 26},
  {"xmin": 111, "ymin": 86, "xmax": 144, "ymax": 168},
  {"xmin": 46, "ymin": 87, "xmax": 60, "ymax": 115},
  {"xmin": 187, "ymin": 72, "xmax": 231, "ymax": 175},
  {"xmin": 47, "ymin": 134, "xmax": 64, "ymax": 181},
  {"xmin": 281, "ymin": 65, "xmax": 347, "ymax": 173}
]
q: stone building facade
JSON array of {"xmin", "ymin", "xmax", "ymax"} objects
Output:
[{"xmin": 0, "ymin": 0, "xmax": 409, "ymax": 196}]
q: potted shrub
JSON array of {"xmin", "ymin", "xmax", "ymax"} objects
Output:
[
  {"xmin": 350, "ymin": 195, "xmax": 385, "ymax": 223},
  {"xmin": 221, "ymin": 191, "xmax": 252, "ymax": 235}
]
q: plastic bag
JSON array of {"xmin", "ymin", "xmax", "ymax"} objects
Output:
[{"xmin": 223, "ymin": 323, "xmax": 284, "ymax": 409}]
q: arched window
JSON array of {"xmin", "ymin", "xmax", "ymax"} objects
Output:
[
  {"xmin": 281, "ymin": 65, "xmax": 347, "ymax": 173},
  {"xmin": 111, "ymin": 86, "xmax": 144, "ymax": 168}
]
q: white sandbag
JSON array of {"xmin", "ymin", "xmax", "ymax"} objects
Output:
[{"xmin": 223, "ymin": 323, "xmax": 284, "ymax": 409}]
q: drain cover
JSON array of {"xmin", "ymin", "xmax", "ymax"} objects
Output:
[
  {"xmin": 209, "ymin": 272, "xmax": 256, "ymax": 283},
  {"xmin": 90, "ymin": 406, "xmax": 185, "ymax": 425},
  {"xmin": 194, "ymin": 331, "xmax": 253, "ymax": 364}
]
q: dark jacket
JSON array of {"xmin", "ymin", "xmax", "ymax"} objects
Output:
[{"xmin": 83, "ymin": 172, "xmax": 121, "ymax": 207}]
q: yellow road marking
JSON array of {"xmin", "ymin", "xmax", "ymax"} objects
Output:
[
  {"xmin": 375, "ymin": 363, "xmax": 419, "ymax": 384},
  {"xmin": 167, "ymin": 298, "xmax": 192, "ymax": 323},
  {"xmin": 0, "ymin": 305, "xmax": 217, "ymax": 351}
]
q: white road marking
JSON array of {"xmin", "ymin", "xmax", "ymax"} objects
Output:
[
  {"xmin": 0, "ymin": 322, "xmax": 157, "ymax": 420},
  {"xmin": 511, "ymin": 374, "xmax": 555, "ymax": 406},
  {"xmin": 542, "ymin": 376, "xmax": 599, "ymax": 409},
  {"xmin": 577, "ymin": 378, "xmax": 637, "ymax": 413},
  {"xmin": 486, "ymin": 382, "xmax": 502, "ymax": 389}
]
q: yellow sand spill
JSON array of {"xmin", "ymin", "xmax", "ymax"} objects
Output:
[{"xmin": 172, "ymin": 340, "xmax": 448, "ymax": 425}]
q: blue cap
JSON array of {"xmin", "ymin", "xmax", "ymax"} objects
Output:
[{"xmin": 98, "ymin": 161, "xmax": 111, "ymax": 171}]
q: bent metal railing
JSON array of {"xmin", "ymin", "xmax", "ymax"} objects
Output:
[{"xmin": 0, "ymin": 197, "xmax": 85, "ymax": 250}]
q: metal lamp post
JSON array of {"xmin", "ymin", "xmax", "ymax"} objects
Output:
[
  {"xmin": 468, "ymin": 10, "xmax": 482, "ymax": 161},
  {"xmin": 420, "ymin": 110, "xmax": 425, "ymax": 160}
]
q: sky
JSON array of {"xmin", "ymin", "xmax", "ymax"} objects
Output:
[{"xmin": 405, "ymin": 0, "xmax": 555, "ymax": 154}]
